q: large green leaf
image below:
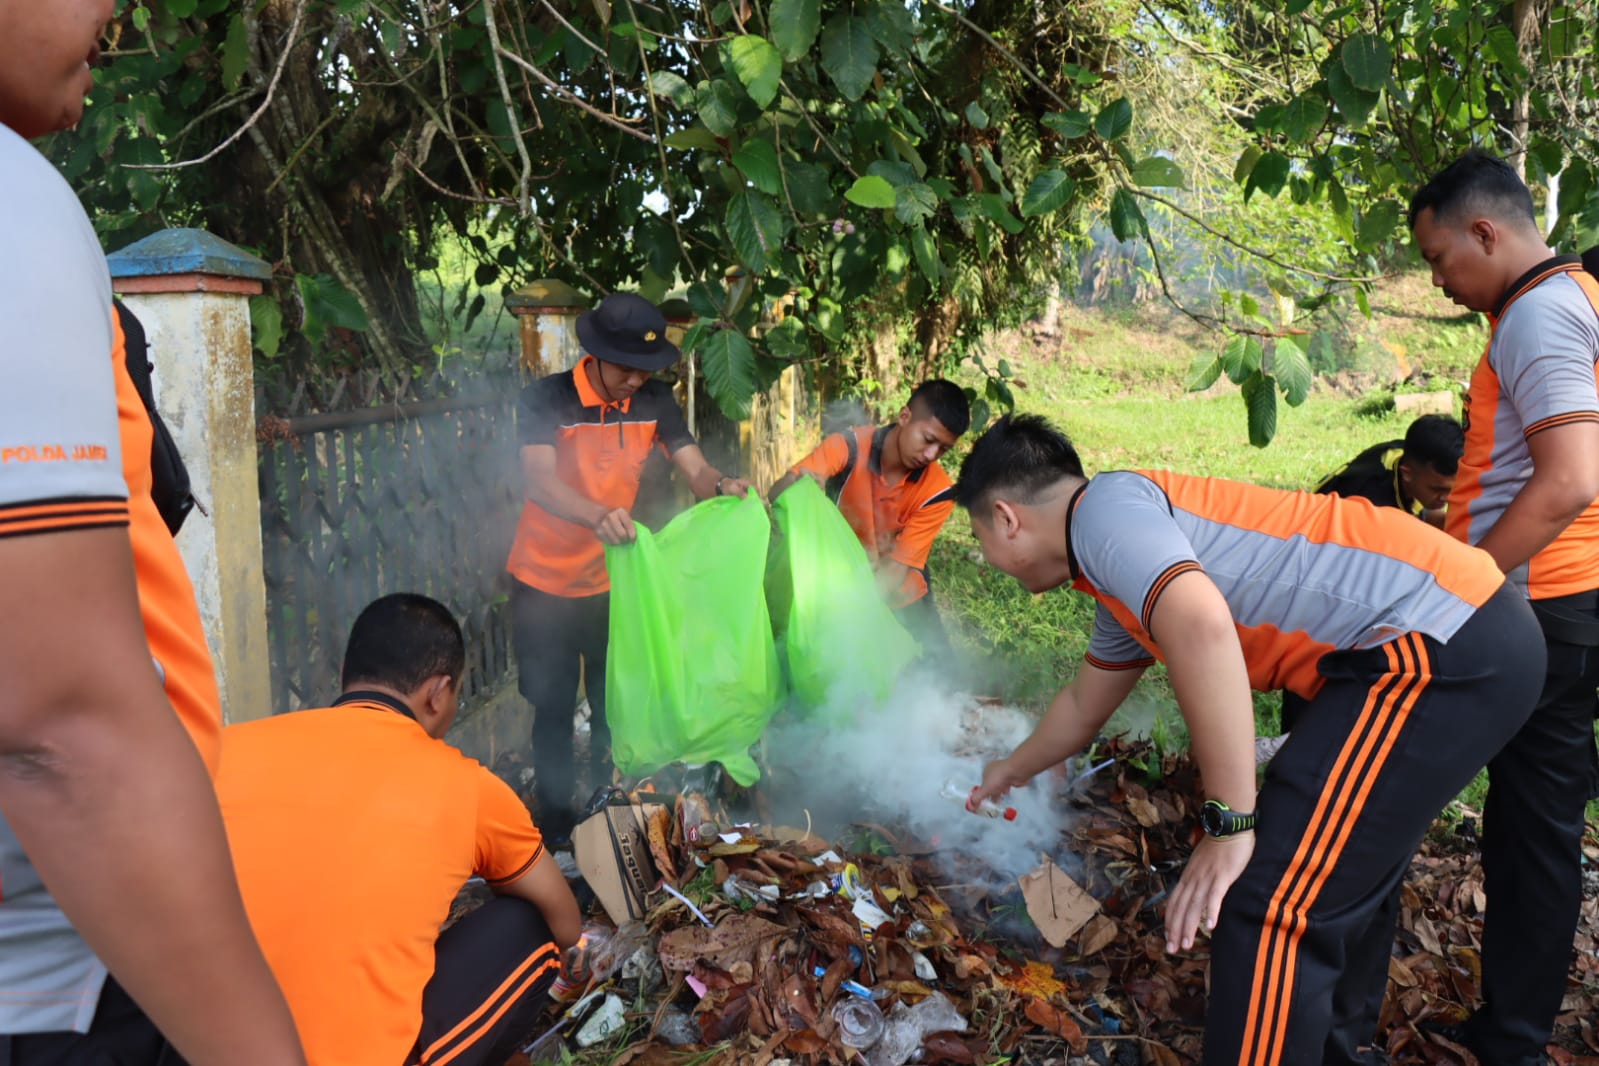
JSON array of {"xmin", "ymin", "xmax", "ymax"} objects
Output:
[
  {"xmin": 1341, "ymin": 33, "xmax": 1391, "ymax": 92},
  {"xmin": 663, "ymin": 128, "xmax": 721, "ymax": 150},
  {"xmin": 648, "ymin": 70, "xmax": 695, "ymax": 107},
  {"xmin": 1245, "ymin": 152, "xmax": 1291, "ymax": 201},
  {"xmin": 1274, "ymin": 334, "xmax": 1313, "ymax": 406},
  {"xmin": 911, "ymin": 224, "xmax": 941, "ymax": 283},
  {"xmin": 1094, "ymin": 98, "xmax": 1134, "ymax": 141},
  {"xmin": 820, "ymin": 15, "xmax": 878, "ymax": 101},
  {"xmin": 1221, "ymin": 334, "xmax": 1264, "ymax": 384},
  {"xmin": 894, "ymin": 182, "xmax": 938, "ymax": 224},
  {"xmin": 1187, "ymin": 352, "xmax": 1222, "ymax": 392},
  {"xmin": 1233, "ymin": 145, "xmax": 1262, "ymax": 185},
  {"xmin": 697, "ymin": 80, "xmax": 741, "ymax": 137},
  {"xmin": 732, "ymin": 139, "xmax": 782, "ymax": 195},
  {"xmin": 770, "ymin": 0, "xmax": 821, "ymax": 61},
  {"xmin": 979, "ymin": 194, "xmax": 1025, "ymax": 235},
  {"xmin": 698, "ymin": 327, "xmax": 759, "ymax": 420},
  {"xmin": 844, "ymin": 174, "xmax": 896, "ymax": 209},
  {"xmin": 1357, "ymin": 199, "xmax": 1400, "ymax": 248},
  {"xmin": 785, "ymin": 161, "xmax": 833, "ymax": 215},
  {"xmin": 1043, "ymin": 109, "xmax": 1092, "ymax": 139},
  {"xmin": 1281, "ymin": 94, "xmax": 1329, "ymax": 143},
  {"xmin": 1021, "ymin": 170, "xmax": 1076, "ymax": 216},
  {"xmin": 725, "ymin": 191, "xmax": 787, "ymax": 273},
  {"xmin": 1243, "ymin": 370, "xmax": 1279, "ymax": 447},
  {"xmin": 249, "ymin": 294, "xmax": 284, "ymax": 359},
  {"xmin": 220, "ymin": 14, "xmax": 249, "ymax": 91},
  {"xmin": 1324, "ymin": 61, "xmax": 1378, "ymax": 126},
  {"xmin": 1108, "ymin": 187, "xmax": 1146, "ymax": 241},
  {"xmin": 1130, "ymin": 156, "xmax": 1185, "ymax": 188},
  {"xmin": 764, "ymin": 315, "xmax": 809, "ymax": 360},
  {"xmin": 729, "ymin": 35, "xmax": 782, "ymax": 109}
]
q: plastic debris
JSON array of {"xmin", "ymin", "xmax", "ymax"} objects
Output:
[
  {"xmin": 574, "ymin": 993, "xmax": 626, "ymax": 1048},
  {"xmin": 865, "ymin": 991, "xmax": 968, "ymax": 1066},
  {"xmin": 833, "ymin": 996, "xmax": 887, "ymax": 1049}
]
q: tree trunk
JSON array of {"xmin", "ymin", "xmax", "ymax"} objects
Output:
[{"xmin": 1507, "ymin": 0, "xmax": 1548, "ymax": 181}]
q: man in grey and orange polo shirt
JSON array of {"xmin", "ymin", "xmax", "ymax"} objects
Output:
[
  {"xmin": 1406, "ymin": 149, "xmax": 1599, "ymax": 1066},
  {"xmin": 960, "ymin": 413, "xmax": 1543, "ymax": 1066},
  {"xmin": 507, "ymin": 293, "xmax": 750, "ymax": 840}
]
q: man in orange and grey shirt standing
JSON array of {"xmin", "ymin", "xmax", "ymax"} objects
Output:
[
  {"xmin": 507, "ymin": 293, "xmax": 750, "ymax": 840},
  {"xmin": 960, "ymin": 414, "xmax": 1543, "ymax": 1066},
  {"xmin": 1406, "ymin": 150, "xmax": 1599, "ymax": 1065},
  {"xmin": 769, "ymin": 379, "xmax": 969, "ymax": 650}
]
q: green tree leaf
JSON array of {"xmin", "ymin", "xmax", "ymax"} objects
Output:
[
  {"xmin": 911, "ymin": 223, "xmax": 941, "ymax": 283},
  {"xmin": 1043, "ymin": 109, "xmax": 1092, "ymax": 139},
  {"xmin": 1221, "ymin": 334, "xmax": 1264, "ymax": 384},
  {"xmin": 1245, "ymin": 152, "xmax": 1291, "ymax": 201},
  {"xmin": 769, "ymin": 0, "xmax": 821, "ymax": 61},
  {"xmin": 732, "ymin": 139, "xmax": 782, "ymax": 195},
  {"xmin": 1130, "ymin": 156, "xmax": 1185, "ymax": 188},
  {"xmin": 648, "ymin": 69, "xmax": 695, "ymax": 106},
  {"xmin": 1341, "ymin": 33, "xmax": 1391, "ymax": 92},
  {"xmin": 1021, "ymin": 170, "xmax": 1076, "ymax": 216},
  {"xmin": 785, "ymin": 161, "xmax": 833, "ymax": 215},
  {"xmin": 979, "ymin": 193, "xmax": 1025, "ymax": 235},
  {"xmin": 220, "ymin": 14, "xmax": 249, "ymax": 91},
  {"xmin": 1108, "ymin": 187, "xmax": 1146, "ymax": 241},
  {"xmin": 1094, "ymin": 98, "xmax": 1133, "ymax": 141},
  {"xmin": 698, "ymin": 327, "xmax": 759, "ymax": 419},
  {"xmin": 844, "ymin": 174, "xmax": 896, "ymax": 209},
  {"xmin": 1274, "ymin": 334, "xmax": 1313, "ymax": 406},
  {"xmin": 1187, "ymin": 352, "xmax": 1222, "ymax": 392},
  {"xmin": 764, "ymin": 315, "xmax": 809, "ymax": 360},
  {"xmin": 249, "ymin": 294, "xmax": 284, "ymax": 358},
  {"xmin": 1357, "ymin": 199, "xmax": 1400, "ymax": 247},
  {"xmin": 965, "ymin": 101, "xmax": 990, "ymax": 129},
  {"xmin": 1324, "ymin": 62, "xmax": 1378, "ymax": 126},
  {"xmin": 1281, "ymin": 94, "xmax": 1329, "ymax": 142},
  {"xmin": 820, "ymin": 15, "xmax": 878, "ymax": 101},
  {"xmin": 726, "ymin": 191, "xmax": 788, "ymax": 273},
  {"xmin": 729, "ymin": 35, "xmax": 782, "ymax": 109},
  {"xmin": 1243, "ymin": 370, "xmax": 1279, "ymax": 447},
  {"xmin": 663, "ymin": 128, "xmax": 722, "ymax": 150},
  {"xmin": 895, "ymin": 182, "xmax": 938, "ymax": 224},
  {"xmin": 1483, "ymin": 24, "xmax": 1523, "ymax": 73},
  {"xmin": 697, "ymin": 79, "xmax": 741, "ymax": 136},
  {"xmin": 1233, "ymin": 145, "xmax": 1263, "ymax": 185}
]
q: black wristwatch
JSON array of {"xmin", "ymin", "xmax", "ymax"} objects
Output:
[{"xmin": 1199, "ymin": 799, "xmax": 1257, "ymax": 838}]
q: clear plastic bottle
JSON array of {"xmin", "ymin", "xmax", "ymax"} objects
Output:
[
  {"xmin": 940, "ymin": 779, "xmax": 1017, "ymax": 821},
  {"xmin": 833, "ymin": 996, "xmax": 886, "ymax": 1049}
]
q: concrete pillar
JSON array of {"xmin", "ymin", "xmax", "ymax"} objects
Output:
[
  {"xmin": 504, "ymin": 279, "xmax": 588, "ymax": 378},
  {"xmin": 106, "ymin": 228, "xmax": 273, "ymax": 724}
]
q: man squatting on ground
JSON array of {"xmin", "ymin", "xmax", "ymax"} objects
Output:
[
  {"xmin": 1398, "ymin": 151, "xmax": 1599, "ymax": 1065},
  {"xmin": 506, "ymin": 293, "xmax": 751, "ymax": 842},
  {"xmin": 769, "ymin": 379, "xmax": 971, "ymax": 653},
  {"xmin": 0, "ymin": 2, "xmax": 305, "ymax": 1063},
  {"xmin": 961, "ymin": 413, "xmax": 1544, "ymax": 1066}
]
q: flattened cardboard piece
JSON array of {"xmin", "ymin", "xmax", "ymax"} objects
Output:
[
  {"xmin": 1017, "ymin": 855, "xmax": 1100, "ymax": 948},
  {"xmin": 574, "ymin": 802, "xmax": 668, "ymax": 924}
]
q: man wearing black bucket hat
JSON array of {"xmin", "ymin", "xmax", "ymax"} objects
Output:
[{"xmin": 506, "ymin": 292, "xmax": 751, "ymax": 842}]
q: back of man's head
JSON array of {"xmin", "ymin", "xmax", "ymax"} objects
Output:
[
  {"xmin": 1402, "ymin": 413, "xmax": 1465, "ymax": 476},
  {"xmin": 1408, "ymin": 149, "xmax": 1538, "ymax": 233},
  {"xmin": 908, "ymin": 379, "xmax": 972, "ymax": 437},
  {"xmin": 341, "ymin": 594, "xmax": 465, "ymax": 695},
  {"xmin": 954, "ymin": 413, "xmax": 1085, "ymax": 515}
]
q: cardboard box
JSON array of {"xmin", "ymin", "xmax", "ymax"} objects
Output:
[{"xmin": 574, "ymin": 801, "xmax": 667, "ymax": 923}]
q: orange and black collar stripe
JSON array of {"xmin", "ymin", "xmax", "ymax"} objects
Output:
[{"xmin": 1492, "ymin": 253, "xmax": 1585, "ymax": 321}]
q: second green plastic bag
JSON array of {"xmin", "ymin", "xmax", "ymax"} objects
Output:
[{"xmin": 604, "ymin": 492, "xmax": 782, "ymax": 785}]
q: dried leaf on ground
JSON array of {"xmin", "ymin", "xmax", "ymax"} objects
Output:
[{"xmin": 1024, "ymin": 997, "xmax": 1088, "ymax": 1054}]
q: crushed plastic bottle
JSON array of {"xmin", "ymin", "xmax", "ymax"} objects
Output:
[
  {"xmin": 550, "ymin": 920, "xmax": 650, "ymax": 1001},
  {"xmin": 865, "ymin": 991, "xmax": 969, "ymax": 1066},
  {"xmin": 939, "ymin": 779, "xmax": 1017, "ymax": 821},
  {"xmin": 833, "ymin": 996, "xmax": 887, "ymax": 1049}
]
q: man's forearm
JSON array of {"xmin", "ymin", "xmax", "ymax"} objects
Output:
[
  {"xmin": 0, "ymin": 702, "xmax": 305, "ymax": 1066},
  {"xmin": 526, "ymin": 479, "xmax": 608, "ymax": 530},
  {"xmin": 1009, "ymin": 684, "xmax": 1096, "ymax": 779}
]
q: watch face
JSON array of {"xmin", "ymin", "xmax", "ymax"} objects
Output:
[{"xmin": 1201, "ymin": 802, "xmax": 1226, "ymax": 835}]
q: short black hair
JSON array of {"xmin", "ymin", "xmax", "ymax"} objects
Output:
[
  {"xmin": 1401, "ymin": 413, "xmax": 1464, "ymax": 476},
  {"xmin": 1408, "ymin": 149, "xmax": 1537, "ymax": 231},
  {"xmin": 340, "ymin": 594, "xmax": 465, "ymax": 694},
  {"xmin": 954, "ymin": 412, "xmax": 1086, "ymax": 514},
  {"xmin": 907, "ymin": 379, "xmax": 971, "ymax": 437}
]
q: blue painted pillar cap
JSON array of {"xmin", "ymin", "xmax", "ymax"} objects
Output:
[{"xmin": 106, "ymin": 227, "xmax": 272, "ymax": 281}]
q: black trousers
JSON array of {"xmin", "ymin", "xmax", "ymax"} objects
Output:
[
  {"xmin": 1202, "ymin": 585, "xmax": 1545, "ymax": 1066},
  {"xmin": 512, "ymin": 581, "xmax": 611, "ymax": 840},
  {"xmin": 0, "ymin": 980, "xmax": 180, "ymax": 1066},
  {"xmin": 410, "ymin": 897, "xmax": 562, "ymax": 1066}
]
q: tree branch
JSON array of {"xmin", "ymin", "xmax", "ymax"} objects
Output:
[
  {"xmin": 928, "ymin": 1, "xmax": 1071, "ymax": 112},
  {"xmin": 482, "ymin": 0, "xmax": 535, "ymax": 214},
  {"xmin": 494, "ymin": 46, "xmax": 654, "ymax": 142}
]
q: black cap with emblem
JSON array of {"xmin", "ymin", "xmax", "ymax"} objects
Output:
[{"xmin": 576, "ymin": 293, "xmax": 681, "ymax": 372}]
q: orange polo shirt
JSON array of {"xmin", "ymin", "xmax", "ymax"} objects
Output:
[
  {"xmin": 506, "ymin": 356, "xmax": 696, "ymax": 597},
  {"xmin": 791, "ymin": 425, "xmax": 956, "ymax": 603},
  {"xmin": 218, "ymin": 697, "xmax": 550, "ymax": 1066}
]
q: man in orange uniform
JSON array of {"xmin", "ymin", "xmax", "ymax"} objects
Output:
[
  {"xmin": 0, "ymin": 2, "xmax": 304, "ymax": 1062},
  {"xmin": 769, "ymin": 379, "xmax": 970, "ymax": 649},
  {"xmin": 1406, "ymin": 150, "xmax": 1599, "ymax": 1065},
  {"xmin": 507, "ymin": 292, "xmax": 750, "ymax": 841},
  {"xmin": 220, "ymin": 594, "xmax": 582, "ymax": 1066},
  {"xmin": 962, "ymin": 414, "xmax": 1543, "ymax": 1066}
]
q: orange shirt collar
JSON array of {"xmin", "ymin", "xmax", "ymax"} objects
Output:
[{"xmin": 573, "ymin": 354, "xmax": 632, "ymax": 413}]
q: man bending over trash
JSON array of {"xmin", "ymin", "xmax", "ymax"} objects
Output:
[
  {"xmin": 769, "ymin": 379, "xmax": 970, "ymax": 651},
  {"xmin": 959, "ymin": 414, "xmax": 1542, "ymax": 1066},
  {"xmin": 218, "ymin": 594, "xmax": 582, "ymax": 1066}
]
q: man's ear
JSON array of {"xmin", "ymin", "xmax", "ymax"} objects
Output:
[
  {"xmin": 425, "ymin": 675, "xmax": 454, "ymax": 716},
  {"xmin": 1470, "ymin": 217, "xmax": 1498, "ymax": 253},
  {"xmin": 897, "ymin": 406, "xmax": 913, "ymax": 429},
  {"xmin": 992, "ymin": 498, "xmax": 1022, "ymax": 537}
]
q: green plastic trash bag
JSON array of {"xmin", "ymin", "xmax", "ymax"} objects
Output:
[
  {"xmin": 604, "ymin": 492, "xmax": 782, "ymax": 785},
  {"xmin": 770, "ymin": 477, "xmax": 919, "ymax": 714}
]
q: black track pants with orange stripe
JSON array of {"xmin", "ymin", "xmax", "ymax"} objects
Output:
[
  {"xmin": 410, "ymin": 897, "xmax": 562, "ymax": 1066},
  {"xmin": 1202, "ymin": 584, "xmax": 1545, "ymax": 1066}
]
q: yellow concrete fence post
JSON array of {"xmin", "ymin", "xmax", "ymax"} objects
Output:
[{"xmin": 106, "ymin": 228, "xmax": 274, "ymax": 723}]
